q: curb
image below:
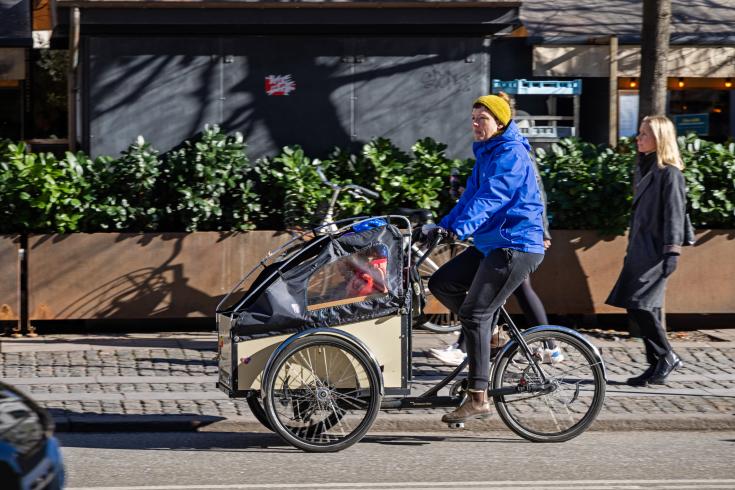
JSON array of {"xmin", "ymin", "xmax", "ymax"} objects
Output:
[{"xmin": 52, "ymin": 412, "xmax": 735, "ymax": 434}]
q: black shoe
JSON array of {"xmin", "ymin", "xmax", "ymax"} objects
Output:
[
  {"xmin": 626, "ymin": 363, "xmax": 657, "ymax": 386},
  {"xmin": 647, "ymin": 351, "xmax": 683, "ymax": 385}
]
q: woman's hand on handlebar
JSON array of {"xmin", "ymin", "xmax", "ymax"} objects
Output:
[{"xmin": 419, "ymin": 224, "xmax": 449, "ymax": 243}]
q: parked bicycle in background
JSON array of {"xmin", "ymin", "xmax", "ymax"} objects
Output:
[{"xmin": 314, "ymin": 165, "xmax": 466, "ymax": 333}]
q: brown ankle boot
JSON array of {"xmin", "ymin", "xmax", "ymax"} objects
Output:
[{"xmin": 441, "ymin": 389, "xmax": 491, "ymax": 423}]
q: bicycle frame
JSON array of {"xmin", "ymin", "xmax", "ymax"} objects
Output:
[
  {"xmin": 380, "ymin": 304, "xmax": 551, "ymax": 410},
  {"xmin": 376, "ymin": 235, "xmax": 553, "ymax": 410}
]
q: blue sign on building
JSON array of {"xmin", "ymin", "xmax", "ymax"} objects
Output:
[{"xmin": 673, "ymin": 114, "xmax": 709, "ymax": 136}]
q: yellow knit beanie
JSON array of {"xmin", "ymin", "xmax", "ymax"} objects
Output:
[{"xmin": 473, "ymin": 94, "xmax": 512, "ymax": 126}]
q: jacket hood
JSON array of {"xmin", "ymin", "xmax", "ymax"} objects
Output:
[{"xmin": 472, "ymin": 121, "xmax": 531, "ymax": 156}]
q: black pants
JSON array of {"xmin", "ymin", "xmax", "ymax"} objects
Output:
[
  {"xmin": 428, "ymin": 246, "xmax": 544, "ymax": 390},
  {"xmin": 454, "ymin": 277, "xmax": 548, "ymax": 352},
  {"xmin": 514, "ymin": 277, "xmax": 548, "ymax": 326},
  {"xmin": 627, "ymin": 308, "xmax": 672, "ymax": 365}
]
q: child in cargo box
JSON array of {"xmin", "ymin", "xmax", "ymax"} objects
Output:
[{"xmin": 343, "ymin": 246, "xmax": 389, "ymax": 298}]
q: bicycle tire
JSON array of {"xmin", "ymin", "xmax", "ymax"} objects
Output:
[
  {"xmin": 492, "ymin": 329, "xmax": 606, "ymax": 443},
  {"xmin": 415, "ymin": 241, "xmax": 470, "ymax": 333},
  {"xmin": 263, "ymin": 335, "xmax": 381, "ymax": 452}
]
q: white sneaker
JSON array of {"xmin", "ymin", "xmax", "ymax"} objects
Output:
[
  {"xmin": 428, "ymin": 344, "xmax": 467, "ymax": 366},
  {"xmin": 516, "ymin": 346, "xmax": 565, "ymax": 365},
  {"xmin": 428, "ymin": 342, "xmax": 458, "ymax": 355},
  {"xmin": 543, "ymin": 347, "xmax": 565, "ymax": 364},
  {"xmin": 514, "ymin": 347, "xmax": 543, "ymax": 365}
]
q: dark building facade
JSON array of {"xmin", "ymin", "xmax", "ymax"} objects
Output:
[
  {"xmin": 55, "ymin": 1, "xmax": 522, "ymax": 160},
  {"xmin": 0, "ymin": 0, "xmax": 32, "ymax": 141},
  {"xmin": 49, "ymin": 0, "xmax": 735, "ymax": 160}
]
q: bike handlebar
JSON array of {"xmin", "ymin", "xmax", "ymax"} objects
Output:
[
  {"xmin": 316, "ymin": 166, "xmax": 339, "ymax": 190},
  {"xmin": 413, "ymin": 228, "xmax": 448, "ymax": 270},
  {"xmin": 346, "ymin": 184, "xmax": 379, "ymax": 199},
  {"xmin": 316, "ymin": 166, "xmax": 380, "ymax": 200}
]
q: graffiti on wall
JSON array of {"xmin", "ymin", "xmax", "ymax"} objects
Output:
[
  {"xmin": 419, "ymin": 67, "xmax": 471, "ymax": 93},
  {"xmin": 265, "ymin": 74, "xmax": 297, "ymax": 96}
]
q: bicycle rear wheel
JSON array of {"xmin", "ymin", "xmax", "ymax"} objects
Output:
[
  {"xmin": 492, "ymin": 329, "xmax": 606, "ymax": 442},
  {"xmin": 416, "ymin": 241, "xmax": 470, "ymax": 333}
]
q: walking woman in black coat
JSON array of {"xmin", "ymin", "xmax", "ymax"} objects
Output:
[{"xmin": 606, "ymin": 115, "xmax": 687, "ymax": 386}]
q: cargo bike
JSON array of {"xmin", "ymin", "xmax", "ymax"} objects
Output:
[{"xmin": 216, "ymin": 216, "xmax": 607, "ymax": 452}]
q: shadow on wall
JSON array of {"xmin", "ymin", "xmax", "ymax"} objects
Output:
[
  {"xmin": 29, "ymin": 233, "xmax": 254, "ymax": 321},
  {"xmin": 690, "ymin": 228, "xmax": 735, "ymax": 245},
  {"xmin": 509, "ymin": 230, "xmax": 621, "ymax": 318},
  {"xmin": 223, "ymin": 46, "xmax": 462, "ymax": 158},
  {"xmin": 44, "ymin": 235, "xmax": 214, "ymax": 319},
  {"xmin": 54, "ymin": 265, "xmax": 215, "ymax": 319},
  {"xmin": 87, "ymin": 36, "xmax": 479, "ymax": 160}
]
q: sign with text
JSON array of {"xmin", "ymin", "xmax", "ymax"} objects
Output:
[
  {"xmin": 674, "ymin": 113, "xmax": 709, "ymax": 136},
  {"xmin": 618, "ymin": 90, "xmax": 639, "ymax": 138}
]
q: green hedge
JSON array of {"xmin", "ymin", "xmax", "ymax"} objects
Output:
[
  {"xmin": 0, "ymin": 126, "xmax": 260, "ymax": 233},
  {"xmin": 536, "ymin": 135, "xmax": 735, "ymax": 234},
  {"xmin": 1, "ymin": 128, "xmax": 734, "ymax": 234}
]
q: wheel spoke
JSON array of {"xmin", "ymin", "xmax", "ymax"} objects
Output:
[
  {"xmin": 330, "ymin": 390, "xmax": 368, "ymax": 409},
  {"xmin": 266, "ymin": 336, "xmax": 380, "ymax": 451},
  {"xmin": 492, "ymin": 331, "xmax": 605, "ymax": 442},
  {"xmin": 329, "ymin": 353, "xmax": 358, "ymax": 388}
]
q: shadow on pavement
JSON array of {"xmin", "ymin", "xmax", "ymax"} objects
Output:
[
  {"xmin": 362, "ymin": 434, "xmax": 523, "ymax": 446},
  {"xmin": 57, "ymin": 430, "xmax": 522, "ymax": 452},
  {"xmin": 57, "ymin": 430, "xmax": 296, "ymax": 453},
  {"xmin": 50, "ymin": 410, "xmax": 226, "ymax": 433}
]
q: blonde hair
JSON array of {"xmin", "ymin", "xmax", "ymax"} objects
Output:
[{"xmin": 642, "ymin": 115, "xmax": 685, "ymax": 170}]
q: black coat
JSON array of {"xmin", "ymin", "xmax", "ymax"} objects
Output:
[{"xmin": 606, "ymin": 154, "xmax": 687, "ymax": 310}]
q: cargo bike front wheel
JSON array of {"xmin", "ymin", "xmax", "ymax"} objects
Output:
[{"xmin": 263, "ymin": 335, "xmax": 382, "ymax": 452}]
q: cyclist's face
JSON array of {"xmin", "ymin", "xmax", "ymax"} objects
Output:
[{"xmin": 472, "ymin": 107, "xmax": 501, "ymax": 141}]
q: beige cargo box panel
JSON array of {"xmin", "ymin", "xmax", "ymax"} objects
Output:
[{"xmin": 236, "ymin": 315, "xmax": 403, "ymax": 391}]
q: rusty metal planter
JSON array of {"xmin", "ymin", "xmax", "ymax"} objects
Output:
[
  {"xmin": 25, "ymin": 229, "xmax": 735, "ymax": 321},
  {"xmin": 28, "ymin": 232, "xmax": 292, "ymax": 320},
  {"xmin": 512, "ymin": 229, "xmax": 735, "ymax": 315},
  {"xmin": 0, "ymin": 235, "xmax": 20, "ymax": 323}
]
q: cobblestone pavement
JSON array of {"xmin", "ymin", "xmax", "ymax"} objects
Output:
[{"xmin": 1, "ymin": 329, "xmax": 734, "ymax": 432}]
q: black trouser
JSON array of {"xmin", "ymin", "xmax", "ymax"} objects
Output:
[
  {"xmin": 428, "ymin": 246, "xmax": 544, "ymax": 390},
  {"xmin": 627, "ymin": 308, "xmax": 672, "ymax": 365},
  {"xmin": 515, "ymin": 277, "xmax": 548, "ymax": 326},
  {"xmin": 455, "ymin": 276, "xmax": 548, "ymax": 352}
]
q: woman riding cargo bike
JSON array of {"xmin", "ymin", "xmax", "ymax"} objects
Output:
[{"xmin": 215, "ymin": 93, "xmax": 607, "ymax": 452}]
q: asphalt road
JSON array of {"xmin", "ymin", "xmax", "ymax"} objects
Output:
[{"xmin": 59, "ymin": 430, "xmax": 735, "ymax": 489}]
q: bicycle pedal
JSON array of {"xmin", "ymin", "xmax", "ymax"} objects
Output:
[{"xmin": 447, "ymin": 422, "xmax": 465, "ymax": 429}]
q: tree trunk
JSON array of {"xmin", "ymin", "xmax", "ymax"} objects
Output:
[{"xmin": 639, "ymin": 0, "xmax": 672, "ymax": 121}]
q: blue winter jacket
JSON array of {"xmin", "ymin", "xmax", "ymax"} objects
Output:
[{"xmin": 439, "ymin": 121, "xmax": 545, "ymax": 255}]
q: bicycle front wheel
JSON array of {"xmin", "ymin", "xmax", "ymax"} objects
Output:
[
  {"xmin": 263, "ymin": 335, "xmax": 381, "ymax": 452},
  {"xmin": 492, "ymin": 329, "xmax": 606, "ymax": 442},
  {"xmin": 416, "ymin": 240, "xmax": 470, "ymax": 333}
]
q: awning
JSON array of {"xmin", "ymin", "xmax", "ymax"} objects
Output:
[
  {"xmin": 533, "ymin": 45, "xmax": 735, "ymax": 78},
  {"xmin": 52, "ymin": 1, "xmax": 521, "ymax": 36},
  {"xmin": 0, "ymin": 0, "xmax": 32, "ymax": 47},
  {"xmin": 522, "ymin": 0, "xmax": 735, "ymax": 45}
]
